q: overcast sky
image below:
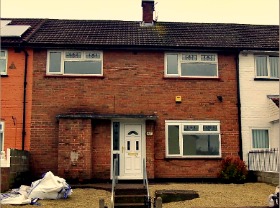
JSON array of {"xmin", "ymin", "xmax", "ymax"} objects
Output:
[{"xmin": 1, "ymin": 0, "xmax": 279, "ymax": 25}]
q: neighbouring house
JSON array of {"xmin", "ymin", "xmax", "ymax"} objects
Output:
[
  {"xmin": 1, "ymin": 0, "xmax": 278, "ymax": 181},
  {"xmin": 0, "ymin": 18, "xmax": 45, "ymax": 153},
  {"xmin": 239, "ymin": 48, "xmax": 279, "ymax": 170}
]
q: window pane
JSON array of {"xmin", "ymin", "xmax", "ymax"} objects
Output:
[
  {"xmin": 65, "ymin": 51, "xmax": 82, "ymax": 58},
  {"xmin": 113, "ymin": 122, "xmax": 120, "ymax": 151},
  {"xmin": 252, "ymin": 129, "xmax": 269, "ymax": 148},
  {"xmin": 203, "ymin": 125, "xmax": 218, "ymax": 131},
  {"xmin": 168, "ymin": 125, "xmax": 180, "ymax": 154},
  {"xmin": 85, "ymin": 51, "xmax": 101, "ymax": 59},
  {"xmin": 256, "ymin": 56, "xmax": 268, "ymax": 76},
  {"xmin": 201, "ymin": 54, "xmax": 215, "ymax": 61},
  {"xmin": 181, "ymin": 63, "xmax": 217, "ymax": 76},
  {"xmin": 49, "ymin": 52, "xmax": 61, "ymax": 73},
  {"xmin": 64, "ymin": 61, "xmax": 102, "ymax": 74},
  {"xmin": 0, "ymin": 59, "xmax": 7, "ymax": 73},
  {"xmin": 183, "ymin": 134, "xmax": 220, "ymax": 156},
  {"xmin": 0, "ymin": 132, "xmax": 2, "ymax": 151},
  {"xmin": 182, "ymin": 54, "xmax": 197, "ymax": 61},
  {"xmin": 269, "ymin": 57, "xmax": 279, "ymax": 78},
  {"xmin": 184, "ymin": 125, "xmax": 199, "ymax": 131},
  {"xmin": 166, "ymin": 54, "xmax": 178, "ymax": 75},
  {"xmin": 0, "ymin": 51, "xmax": 5, "ymax": 57}
]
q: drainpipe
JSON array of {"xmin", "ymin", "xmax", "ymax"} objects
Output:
[
  {"xmin": 22, "ymin": 49, "xmax": 29, "ymax": 150},
  {"xmin": 235, "ymin": 51, "xmax": 243, "ymax": 160}
]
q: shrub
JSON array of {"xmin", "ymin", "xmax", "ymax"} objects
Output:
[{"xmin": 218, "ymin": 156, "xmax": 248, "ymax": 184}]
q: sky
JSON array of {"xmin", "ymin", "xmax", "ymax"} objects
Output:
[{"xmin": 1, "ymin": 0, "xmax": 279, "ymax": 25}]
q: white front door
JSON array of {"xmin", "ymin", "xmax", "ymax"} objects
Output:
[
  {"xmin": 124, "ymin": 124, "xmax": 142, "ymax": 176},
  {"xmin": 111, "ymin": 121, "xmax": 145, "ymax": 179}
]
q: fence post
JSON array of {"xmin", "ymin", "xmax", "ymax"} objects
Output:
[
  {"xmin": 156, "ymin": 197, "xmax": 162, "ymax": 208},
  {"xmin": 99, "ymin": 198, "xmax": 105, "ymax": 208}
]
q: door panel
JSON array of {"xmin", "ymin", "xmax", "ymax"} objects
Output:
[{"xmin": 124, "ymin": 124, "xmax": 142, "ymax": 175}]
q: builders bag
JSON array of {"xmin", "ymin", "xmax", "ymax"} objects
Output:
[{"xmin": 28, "ymin": 171, "xmax": 72, "ymax": 199}]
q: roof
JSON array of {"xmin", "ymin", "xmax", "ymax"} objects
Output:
[
  {"xmin": 1, "ymin": 18, "xmax": 279, "ymax": 50},
  {"xmin": 1, "ymin": 18, "xmax": 46, "ymax": 46}
]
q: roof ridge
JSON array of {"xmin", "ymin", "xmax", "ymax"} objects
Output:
[{"xmin": 23, "ymin": 19, "xmax": 48, "ymax": 42}]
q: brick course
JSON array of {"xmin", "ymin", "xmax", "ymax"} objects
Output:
[{"xmin": 30, "ymin": 50, "xmax": 239, "ymax": 179}]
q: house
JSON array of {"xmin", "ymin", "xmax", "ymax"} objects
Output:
[
  {"xmin": 1, "ymin": 0, "xmax": 278, "ymax": 181},
  {"xmin": 239, "ymin": 47, "xmax": 279, "ymax": 169}
]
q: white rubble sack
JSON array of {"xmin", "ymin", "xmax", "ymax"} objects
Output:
[
  {"xmin": 28, "ymin": 171, "xmax": 72, "ymax": 199},
  {"xmin": 0, "ymin": 171, "xmax": 72, "ymax": 205}
]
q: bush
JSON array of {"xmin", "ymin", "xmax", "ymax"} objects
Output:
[{"xmin": 218, "ymin": 156, "xmax": 248, "ymax": 184}]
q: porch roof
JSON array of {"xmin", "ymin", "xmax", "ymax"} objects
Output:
[
  {"xmin": 56, "ymin": 113, "xmax": 157, "ymax": 120},
  {"xmin": 267, "ymin": 95, "xmax": 279, "ymax": 108}
]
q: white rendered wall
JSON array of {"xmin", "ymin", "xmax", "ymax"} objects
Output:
[{"xmin": 239, "ymin": 52, "xmax": 279, "ymax": 165}]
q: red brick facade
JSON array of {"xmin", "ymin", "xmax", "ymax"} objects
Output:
[
  {"xmin": 30, "ymin": 50, "xmax": 239, "ymax": 180},
  {"xmin": 1, "ymin": 48, "xmax": 33, "ymax": 151}
]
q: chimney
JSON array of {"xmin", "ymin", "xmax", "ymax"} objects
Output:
[{"xmin": 142, "ymin": 0, "xmax": 154, "ymax": 24}]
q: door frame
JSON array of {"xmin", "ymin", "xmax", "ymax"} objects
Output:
[{"xmin": 110, "ymin": 119, "xmax": 146, "ymax": 180}]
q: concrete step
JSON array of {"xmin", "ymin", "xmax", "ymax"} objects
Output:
[
  {"xmin": 115, "ymin": 194, "xmax": 146, "ymax": 204},
  {"xmin": 114, "ymin": 202, "xmax": 147, "ymax": 208}
]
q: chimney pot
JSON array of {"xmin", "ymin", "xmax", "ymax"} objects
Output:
[{"xmin": 142, "ymin": 0, "xmax": 154, "ymax": 24}]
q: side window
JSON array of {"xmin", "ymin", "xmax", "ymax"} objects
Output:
[
  {"xmin": 252, "ymin": 129, "xmax": 269, "ymax": 149},
  {"xmin": 47, "ymin": 50, "xmax": 103, "ymax": 76},
  {"xmin": 0, "ymin": 50, "xmax": 7, "ymax": 75},
  {"xmin": 0, "ymin": 122, "xmax": 4, "ymax": 151},
  {"xmin": 165, "ymin": 53, "xmax": 218, "ymax": 78},
  {"xmin": 255, "ymin": 55, "xmax": 279, "ymax": 79}
]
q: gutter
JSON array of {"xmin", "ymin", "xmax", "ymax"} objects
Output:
[
  {"xmin": 235, "ymin": 52, "xmax": 243, "ymax": 160},
  {"xmin": 21, "ymin": 49, "xmax": 29, "ymax": 150}
]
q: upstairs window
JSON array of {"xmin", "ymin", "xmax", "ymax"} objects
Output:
[
  {"xmin": 47, "ymin": 50, "xmax": 103, "ymax": 76},
  {"xmin": 165, "ymin": 53, "xmax": 218, "ymax": 78},
  {"xmin": 166, "ymin": 120, "xmax": 221, "ymax": 158},
  {"xmin": 0, "ymin": 50, "xmax": 7, "ymax": 75},
  {"xmin": 255, "ymin": 55, "xmax": 279, "ymax": 79}
]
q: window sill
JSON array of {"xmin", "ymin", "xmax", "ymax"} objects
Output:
[
  {"xmin": 163, "ymin": 76, "xmax": 221, "ymax": 81},
  {"xmin": 254, "ymin": 78, "xmax": 279, "ymax": 81},
  {"xmin": 44, "ymin": 74, "xmax": 105, "ymax": 79},
  {"xmin": 0, "ymin": 75, "xmax": 8, "ymax": 77},
  {"xmin": 165, "ymin": 156, "xmax": 222, "ymax": 160}
]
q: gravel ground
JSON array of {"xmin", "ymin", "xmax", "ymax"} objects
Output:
[{"xmin": 1, "ymin": 182, "xmax": 276, "ymax": 208}]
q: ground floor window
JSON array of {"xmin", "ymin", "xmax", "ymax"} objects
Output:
[
  {"xmin": 252, "ymin": 129, "xmax": 269, "ymax": 149},
  {"xmin": 165, "ymin": 120, "xmax": 221, "ymax": 158}
]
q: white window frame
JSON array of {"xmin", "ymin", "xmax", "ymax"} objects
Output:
[
  {"xmin": 251, "ymin": 128, "xmax": 270, "ymax": 150},
  {"xmin": 0, "ymin": 50, "xmax": 8, "ymax": 75},
  {"xmin": 47, "ymin": 50, "xmax": 103, "ymax": 76},
  {"xmin": 255, "ymin": 55, "xmax": 279, "ymax": 79},
  {"xmin": 165, "ymin": 120, "xmax": 221, "ymax": 158},
  {"xmin": 0, "ymin": 122, "xmax": 4, "ymax": 151},
  {"xmin": 164, "ymin": 52, "xmax": 218, "ymax": 78}
]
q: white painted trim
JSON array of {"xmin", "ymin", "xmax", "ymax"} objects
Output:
[
  {"xmin": 165, "ymin": 120, "xmax": 221, "ymax": 158},
  {"xmin": 110, "ymin": 119, "xmax": 146, "ymax": 180},
  {"xmin": 47, "ymin": 50, "xmax": 103, "ymax": 76},
  {"xmin": 0, "ymin": 148, "xmax": 10, "ymax": 167}
]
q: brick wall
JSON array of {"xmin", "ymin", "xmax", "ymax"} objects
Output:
[
  {"xmin": 30, "ymin": 50, "xmax": 239, "ymax": 179},
  {"xmin": 1, "ymin": 149, "xmax": 30, "ymax": 192},
  {"xmin": 58, "ymin": 118, "xmax": 92, "ymax": 180},
  {"xmin": 1, "ymin": 48, "xmax": 33, "ymax": 151}
]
